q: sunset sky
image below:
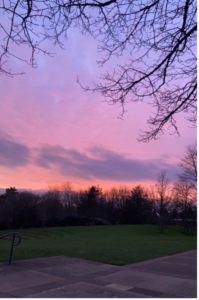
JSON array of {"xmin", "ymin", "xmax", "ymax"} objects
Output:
[{"xmin": 0, "ymin": 29, "xmax": 196, "ymax": 191}]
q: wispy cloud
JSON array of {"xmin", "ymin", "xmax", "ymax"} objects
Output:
[
  {"xmin": 35, "ymin": 144, "xmax": 179, "ymax": 181},
  {"xmin": 0, "ymin": 136, "xmax": 30, "ymax": 167},
  {"xmin": 0, "ymin": 135, "xmax": 179, "ymax": 182}
]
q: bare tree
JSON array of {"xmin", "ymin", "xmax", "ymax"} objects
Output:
[
  {"xmin": 155, "ymin": 170, "xmax": 170, "ymax": 232},
  {"xmin": 0, "ymin": 0, "xmax": 196, "ymax": 140},
  {"xmin": 172, "ymin": 180, "xmax": 196, "ymax": 231},
  {"xmin": 179, "ymin": 144, "xmax": 197, "ymax": 187},
  {"xmin": 173, "ymin": 180, "xmax": 195, "ymax": 205}
]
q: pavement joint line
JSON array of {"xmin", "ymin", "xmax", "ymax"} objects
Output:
[
  {"xmin": 130, "ymin": 287, "xmax": 173, "ymax": 297},
  {"xmin": 27, "ymin": 284, "xmax": 72, "ymax": 297},
  {"xmin": 121, "ymin": 250, "xmax": 196, "ymax": 268},
  {"xmin": 158, "ymin": 260, "xmax": 197, "ymax": 266},
  {"xmin": 105, "ymin": 283, "xmax": 133, "ymax": 291},
  {"xmin": 122, "ymin": 268, "xmax": 197, "ymax": 280}
]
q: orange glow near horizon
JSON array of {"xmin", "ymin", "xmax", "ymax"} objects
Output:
[
  {"xmin": 0, "ymin": 168, "xmax": 156, "ymax": 193},
  {"xmin": 0, "ymin": 161, "xmax": 157, "ymax": 192}
]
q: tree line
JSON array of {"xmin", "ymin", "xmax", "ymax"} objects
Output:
[
  {"xmin": 0, "ymin": 144, "xmax": 196, "ymax": 231},
  {"xmin": 0, "ymin": 181, "xmax": 196, "ymax": 231}
]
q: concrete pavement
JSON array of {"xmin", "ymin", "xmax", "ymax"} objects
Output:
[{"xmin": 0, "ymin": 250, "xmax": 196, "ymax": 298}]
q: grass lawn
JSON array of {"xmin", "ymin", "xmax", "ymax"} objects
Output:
[{"xmin": 0, "ymin": 225, "xmax": 196, "ymax": 265}]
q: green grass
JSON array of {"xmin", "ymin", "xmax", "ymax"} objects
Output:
[{"xmin": 0, "ymin": 225, "xmax": 196, "ymax": 265}]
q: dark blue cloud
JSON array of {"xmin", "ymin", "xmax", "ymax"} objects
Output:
[
  {"xmin": 0, "ymin": 136, "xmax": 30, "ymax": 167},
  {"xmin": 36, "ymin": 144, "xmax": 179, "ymax": 181},
  {"xmin": 0, "ymin": 135, "xmax": 179, "ymax": 181}
]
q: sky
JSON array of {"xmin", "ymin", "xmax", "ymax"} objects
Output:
[{"xmin": 0, "ymin": 29, "xmax": 196, "ymax": 191}]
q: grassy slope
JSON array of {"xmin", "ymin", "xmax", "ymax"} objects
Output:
[{"xmin": 0, "ymin": 225, "xmax": 196, "ymax": 265}]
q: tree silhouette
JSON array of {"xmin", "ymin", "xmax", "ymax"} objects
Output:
[
  {"xmin": 78, "ymin": 186, "xmax": 102, "ymax": 218},
  {"xmin": 155, "ymin": 171, "xmax": 170, "ymax": 232},
  {"xmin": 0, "ymin": 0, "xmax": 196, "ymax": 140},
  {"xmin": 123, "ymin": 186, "xmax": 153, "ymax": 224},
  {"xmin": 173, "ymin": 181, "xmax": 195, "ymax": 217}
]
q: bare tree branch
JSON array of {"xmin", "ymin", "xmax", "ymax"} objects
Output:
[
  {"xmin": 179, "ymin": 144, "xmax": 197, "ymax": 187},
  {"xmin": 0, "ymin": 0, "xmax": 196, "ymax": 140}
]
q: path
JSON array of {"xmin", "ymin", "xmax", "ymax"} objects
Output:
[{"xmin": 0, "ymin": 250, "xmax": 196, "ymax": 298}]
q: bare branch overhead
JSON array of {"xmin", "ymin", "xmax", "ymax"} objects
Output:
[{"xmin": 0, "ymin": 0, "xmax": 196, "ymax": 140}]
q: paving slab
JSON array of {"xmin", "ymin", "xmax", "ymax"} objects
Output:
[
  {"xmin": 26, "ymin": 282, "xmax": 142, "ymax": 298},
  {"xmin": 0, "ymin": 291, "xmax": 14, "ymax": 298},
  {"xmin": 7, "ymin": 280, "xmax": 69, "ymax": 298},
  {"xmin": 100, "ymin": 269, "xmax": 196, "ymax": 298},
  {"xmin": 130, "ymin": 260, "xmax": 196, "ymax": 279},
  {"xmin": 0, "ymin": 270, "xmax": 59, "ymax": 292},
  {"xmin": 162, "ymin": 256, "xmax": 196, "ymax": 265},
  {"xmin": 0, "ymin": 250, "xmax": 196, "ymax": 298},
  {"xmin": 129, "ymin": 287, "xmax": 172, "ymax": 298},
  {"xmin": 0, "ymin": 256, "xmax": 69, "ymax": 274},
  {"xmin": 176, "ymin": 250, "xmax": 196, "ymax": 258},
  {"xmin": 39, "ymin": 260, "xmax": 117, "ymax": 277}
]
